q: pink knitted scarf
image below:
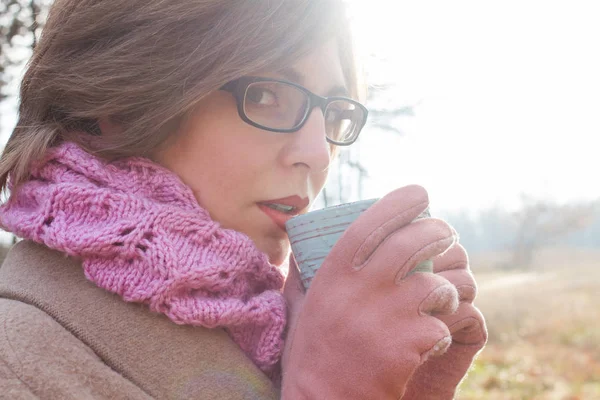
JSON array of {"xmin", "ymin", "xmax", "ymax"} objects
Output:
[{"xmin": 0, "ymin": 141, "xmax": 286, "ymax": 375}]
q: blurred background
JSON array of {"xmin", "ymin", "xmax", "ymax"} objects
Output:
[{"xmin": 1, "ymin": 0, "xmax": 599, "ymax": 398}]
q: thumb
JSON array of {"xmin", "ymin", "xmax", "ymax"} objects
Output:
[
  {"xmin": 283, "ymin": 253, "xmax": 306, "ymax": 316},
  {"xmin": 282, "ymin": 254, "xmax": 306, "ymax": 371}
]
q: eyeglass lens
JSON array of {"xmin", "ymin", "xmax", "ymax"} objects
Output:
[{"xmin": 242, "ymin": 81, "xmax": 364, "ymax": 143}]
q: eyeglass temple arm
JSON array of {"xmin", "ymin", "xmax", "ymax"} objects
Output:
[{"xmin": 219, "ymin": 81, "xmax": 237, "ymax": 92}]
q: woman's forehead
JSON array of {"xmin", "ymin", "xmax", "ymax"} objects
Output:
[{"xmin": 260, "ymin": 41, "xmax": 348, "ymax": 97}]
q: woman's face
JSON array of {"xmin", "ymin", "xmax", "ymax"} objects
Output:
[{"xmin": 153, "ymin": 41, "xmax": 348, "ymax": 265}]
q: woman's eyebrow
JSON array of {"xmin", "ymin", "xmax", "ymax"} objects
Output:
[
  {"xmin": 280, "ymin": 67, "xmax": 305, "ymax": 85},
  {"xmin": 327, "ymin": 85, "xmax": 349, "ymax": 97},
  {"xmin": 279, "ymin": 66, "xmax": 349, "ymax": 97}
]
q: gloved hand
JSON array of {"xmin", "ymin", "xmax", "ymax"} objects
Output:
[
  {"xmin": 281, "ymin": 185, "xmax": 461, "ymax": 400},
  {"xmin": 402, "ymin": 243, "xmax": 488, "ymax": 400}
]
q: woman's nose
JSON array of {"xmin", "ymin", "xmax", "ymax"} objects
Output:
[{"xmin": 281, "ymin": 108, "xmax": 331, "ymax": 172}]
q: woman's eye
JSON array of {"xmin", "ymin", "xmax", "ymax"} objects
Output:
[
  {"xmin": 326, "ymin": 108, "xmax": 341, "ymax": 123},
  {"xmin": 246, "ymin": 87, "xmax": 277, "ymax": 106}
]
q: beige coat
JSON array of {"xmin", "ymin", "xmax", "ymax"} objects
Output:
[{"xmin": 0, "ymin": 240, "xmax": 279, "ymax": 399}]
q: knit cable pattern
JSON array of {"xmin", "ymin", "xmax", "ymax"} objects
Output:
[{"xmin": 0, "ymin": 142, "xmax": 286, "ymax": 374}]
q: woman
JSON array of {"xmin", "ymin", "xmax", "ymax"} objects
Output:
[{"xmin": 0, "ymin": 0, "xmax": 486, "ymax": 399}]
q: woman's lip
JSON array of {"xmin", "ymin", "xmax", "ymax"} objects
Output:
[
  {"xmin": 260, "ymin": 195, "xmax": 309, "ymax": 210},
  {"xmin": 257, "ymin": 203, "xmax": 296, "ymax": 232}
]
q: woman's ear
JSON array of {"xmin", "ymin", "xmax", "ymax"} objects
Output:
[{"xmin": 98, "ymin": 117, "xmax": 123, "ymax": 136}]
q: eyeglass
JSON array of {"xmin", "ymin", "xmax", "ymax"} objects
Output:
[{"xmin": 220, "ymin": 76, "xmax": 368, "ymax": 146}]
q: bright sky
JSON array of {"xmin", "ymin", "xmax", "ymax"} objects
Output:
[
  {"xmin": 346, "ymin": 0, "xmax": 600, "ymax": 212},
  {"xmin": 1, "ymin": 1, "xmax": 599, "ymax": 214}
]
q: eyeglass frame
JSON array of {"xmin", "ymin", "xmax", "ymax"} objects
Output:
[{"xmin": 219, "ymin": 76, "xmax": 369, "ymax": 146}]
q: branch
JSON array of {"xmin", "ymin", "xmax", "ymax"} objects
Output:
[
  {"xmin": 368, "ymin": 122, "xmax": 403, "ymax": 135},
  {"xmin": 369, "ymin": 106, "xmax": 416, "ymax": 119},
  {"xmin": 30, "ymin": 0, "xmax": 40, "ymax": 49}
]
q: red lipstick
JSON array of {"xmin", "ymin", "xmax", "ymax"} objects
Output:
[{"xmin": 258, "ymin": 195, "xmax": 310, "ymax": 231}]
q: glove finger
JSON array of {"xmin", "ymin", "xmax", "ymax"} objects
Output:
[
  {"xmin": 437, "ymin": 302, "xmax": 487, "ymax": 346},
  {"xmin": 343, "ymin": 274, "xmax": 457, "ymax": 347},
  {"xmin": 436, "ymin": 268, "xmax": 477, "ymax": 302},
  {"xmin": 329, "ymin": 185, "xmax": 429, "ymax": 270},
  {"xmin": 390, "ymin": 272, "xmax": 459, "ymax": 317},
  {"xmin": 432, "ymin": 242, "xmax": 470, "ymax": 273},
  {"xmin": 389, "ymin": 314, "xmax": 453, "ymax": 363},
  {"xmin": 355, "ymin": 218, "xmax": 457, "ymax": 287}
]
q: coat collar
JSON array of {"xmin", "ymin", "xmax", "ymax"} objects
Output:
[{"xmin": 0, "ymin": 240, "xmax": 277, "ymax": 399}]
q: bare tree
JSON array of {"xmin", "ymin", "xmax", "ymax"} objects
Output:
[
  {"xmin": 319, "ymin": 81, "xmax": 417, "ymax": 207},
  {"xmin": 511, "ymin": 195, "xmax": 597, "ymax": 268},
  {"xmin": 1, "ymin": 0, "xmax": 46, "ymax": 100},
  {"xmin": 366, "ymin": 83, "xmax": 418, "ymax": 135},
  {"xmin": 1, "ymin": 0, "xmax": 48, "ymax": 248}
]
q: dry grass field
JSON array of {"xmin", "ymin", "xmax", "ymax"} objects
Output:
[{"xmin": 457, "ymin": 248, "xmax": 600, "ymax": 400}]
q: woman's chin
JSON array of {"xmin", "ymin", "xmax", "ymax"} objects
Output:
[
  {"xmin": 268, "ymin": 249, "xmax": 290, "ymax": 267},
  {"xmin": 259, "ymin": 238, "xmax": 290, "ymax": 267}
]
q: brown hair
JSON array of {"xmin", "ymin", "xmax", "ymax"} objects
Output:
[{"xmin": 0, "ymin": 0, "xmax": 361, "ymax": 192}]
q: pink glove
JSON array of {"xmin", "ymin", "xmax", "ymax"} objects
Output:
[
  {"xmin": 403, "ymin": 243, "xmax": 488, "ymax": 400},
  {"xmin": 281, "ymin": 185, "xmax": 461, "ymax": 399}
]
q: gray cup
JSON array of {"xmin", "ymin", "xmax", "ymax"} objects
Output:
[{"xmin": 286, "ymin": 198, "xmax": 432, "ymax": 289}]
